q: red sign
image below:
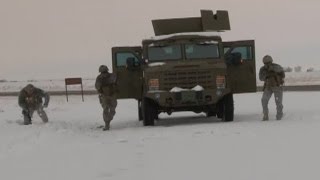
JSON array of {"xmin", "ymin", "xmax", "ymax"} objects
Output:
[
  {"xmin": 65, "ymin": 77, "xmax": 84, "ymax": 102},
  {"xmin": 65, "ymin": 78, "xmax": 82, "ymax": 85}
]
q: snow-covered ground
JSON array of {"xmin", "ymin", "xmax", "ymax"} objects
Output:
[
  {"xmin": 2, "ymin": 71, "xmax": 320, "ymax": 92},
  {"xmin": 1, "ymin": 92, "xmax": 320, "ymax": 180}
]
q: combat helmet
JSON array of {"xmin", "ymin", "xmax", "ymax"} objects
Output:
[
  {"xmin": 263, "ymin": 55, "xmax": 273, "ymax": 64},
  {"xmin": 99, "ymin": 65, "xmax": 109, "ymax": 73},
  {"xmin": 25, "ymin": 84, "xmax": 35, "ymax": 94}
]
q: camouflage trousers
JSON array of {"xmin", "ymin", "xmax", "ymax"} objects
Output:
[
  {"xmin": 22, "ymin": 105, "xmax": 48, "ymax": 125},
  {"xmin": 99, "ymin": 95, "xmax": 117, "ymax": 128},
  {"xmin": 261, "ymin": 86, "xmax": 283, "ymax": 118}
]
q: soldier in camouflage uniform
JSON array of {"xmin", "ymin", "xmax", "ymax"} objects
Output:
[
  {"xmin": 18, "ymin": 84, "xmax": 50, "ymax": 125},
  {"xmin": 259, "ymin": 55, "xmax": 285, "ymax": 121},
  {"xmin": 95, "ymin": 65, "xmax": 118, "ymax": 131}
]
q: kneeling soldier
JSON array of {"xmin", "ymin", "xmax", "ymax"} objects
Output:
[{"xmin": 18, "ymin": 84, "xmax": 50, "ymax": 125}]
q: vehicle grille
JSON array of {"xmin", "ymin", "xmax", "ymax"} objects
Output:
[{"xmin": 161, "ymin": 70, "xmax": 214, "ymax": 91}]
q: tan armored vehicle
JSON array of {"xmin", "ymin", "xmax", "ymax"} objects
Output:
[{"xmin": 112, "ymin": 10, "xmax": 256, "ymax": 126}]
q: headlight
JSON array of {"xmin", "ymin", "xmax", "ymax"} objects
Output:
[
  {"xmin": 216, "ymin": 75, "xmax": 226, "ymax": 89},
  {"xmin": 148, "ymin": 79, "xmax": 159, "ymax": 91}
]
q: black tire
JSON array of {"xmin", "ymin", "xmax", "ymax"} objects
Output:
[
  {"xmin": 222, "ymin": 93, "xmax": 234, "ymax": 122},
  {"xmin": 142, "ymin": 98, "xmax": 155, "ymax": 126},
  {"xmin": 138, "ymin": 100, "xmax": 143, "ymax": 121},
  {"xmin": 216, "ymin": 100, "xmax": 224, "ymax": 119}
]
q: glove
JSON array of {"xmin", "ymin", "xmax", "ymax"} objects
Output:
[{"xmin": 43, "ymin": 103, "xmax": 48, "ymax": 108}]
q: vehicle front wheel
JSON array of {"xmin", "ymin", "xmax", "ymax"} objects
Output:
[
  {"xmin": 142, "ymin": 98, "xmax": 156, "ymax": 126},
  {"xmin": 222, "ymin": 93, "xmax": 234, "ymax": 122}
]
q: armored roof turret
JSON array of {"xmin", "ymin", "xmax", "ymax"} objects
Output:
[{"xmin": 152, "ymin": 10, "xmax": 231, "ymax": 36}]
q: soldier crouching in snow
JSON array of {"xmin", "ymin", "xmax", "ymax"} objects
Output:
[
  {"xmin": 259, "ymin": 55, "xmax": 285, "ymax": 121},
  {"xmin": 18, "ymin": 84, "xmax": 50, "ymax": 125},
  {"xmin": 95, "ymin": 65, "xmax": 118, "ymax": 131}
]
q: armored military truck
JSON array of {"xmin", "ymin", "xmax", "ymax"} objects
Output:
[{"xmin": 111, "ymin": 10, "xmax": 256, "ymax": 126}]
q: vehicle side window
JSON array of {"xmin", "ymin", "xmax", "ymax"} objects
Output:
[
  {"xmin": 224, "ymin": 46, "xmax": 253, "ymax": 60},
  {"xmin": 116, "ymin": 52, "xmax": 140, "ymax": 67}
]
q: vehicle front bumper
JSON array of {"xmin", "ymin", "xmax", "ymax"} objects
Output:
[{"xmin": 145, "ymin": 89, "xmax": 230, "ymax": 108}]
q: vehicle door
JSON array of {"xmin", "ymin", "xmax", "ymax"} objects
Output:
[
  {"xmin": 112, "ymin": 46, "xmax": 143, "ymax": 99},
  {"xmin": 222, "ymin": 40, "xmax": 256, "ymax": 93}
]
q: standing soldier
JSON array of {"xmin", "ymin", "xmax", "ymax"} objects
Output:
[
  {"xmin": 18, "ymin": 84, "xmax": 50, "ymax": 125},
  {"xmin": 259, "ymin": 55, "xmax": 285, "ymax": 121},
  {"xmin": 95, "ymin": 65, "xmax": 118, "ymax": 131}
]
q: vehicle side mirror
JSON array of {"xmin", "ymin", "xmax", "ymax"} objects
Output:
[{"xmin": 226, "ymin": 52, "xmax": 242, "ymax": 66}]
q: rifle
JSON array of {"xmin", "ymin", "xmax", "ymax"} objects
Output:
[{"xmin": 265, "ymin": 65, "xmax": 284, "ymax": 87}]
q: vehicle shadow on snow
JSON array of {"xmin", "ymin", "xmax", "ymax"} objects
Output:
[
  {"xmin": 155, "ymin": 114, "xmax": 223, "ymax": 127},
  {"xmin": 154, "ymin": 112, "xmax": 262, "ymax": 127},
  {"xmin": 110, "ymin": 114, "xmax": 220, "ymax": 130},
  {"xmin": 112, "ymin": 113, "xmax": 261, "ymax": 130}
]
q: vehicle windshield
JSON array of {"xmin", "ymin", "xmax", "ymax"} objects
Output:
[
  {"xmin": 185, "ymin": 41, "xmax": 220, "ymax": 59},
  {"xmin": 148, "ymin": 44, "xmax": 182, "ymax": 61}
]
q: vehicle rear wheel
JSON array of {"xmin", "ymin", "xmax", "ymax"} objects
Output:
[
  {"xmin": 142, "ymin": 98, "xmax": 156, "ymax": 126},
  {"xmin": 138, "ymin": 100, "xmax": 143, "ymax": 121},
  {"xmin": 222, "ymin": 93, "xmax": 234, "ymax": 122}
]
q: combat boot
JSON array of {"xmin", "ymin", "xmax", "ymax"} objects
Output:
[
  {"xmin": 276, "ymin": 112, "xmax": 283, "ymax": 120},
  {"xmin": 103, "ymin": 124, "xmax": 110, "ymax": 131},
  {"xmin": 23, "ymin": 116, "xmax": 32, "ymax": 125},
  {"xmin": 262, "ymin": 114, "xmax": 269, "ymax": 121},
  {"xmin": 24, "ymin": 121, "xmax": 32, "ymax": 125}
]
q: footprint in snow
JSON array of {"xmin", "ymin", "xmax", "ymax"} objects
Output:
[
  {"xmin": 5, "ymin": 119, "xmax": 24, "ymax": 125},
  {"xmin": 117, "ymin": 139, "xmax": 128, "ymax": 143},
  {"xmin": 193, "ymin": 131, "xmax": 205, "ymax": 135}
]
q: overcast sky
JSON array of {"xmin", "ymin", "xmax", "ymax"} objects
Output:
[{"xmin": 1, "ymin": 0, "xmax": 319, "ymax": 80}]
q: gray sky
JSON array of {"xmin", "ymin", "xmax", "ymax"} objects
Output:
[{"xmin": 1, "ymin": 0, "xmax": 319, "ymax": 80}]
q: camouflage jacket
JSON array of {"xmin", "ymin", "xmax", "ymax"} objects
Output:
[
  {"xmin": 18, "ymin": 87, "xmax": 50, "ymax": 110},
  {"xmin": 259, "ymin": 63, "xmax": 285, "ymax": 88},
  {"xmin": 95, "ymin": 72, "xmax": 116, "ymax": 96}
]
